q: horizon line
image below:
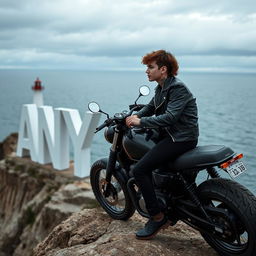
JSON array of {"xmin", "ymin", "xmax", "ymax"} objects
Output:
[{"xmin": 0, "ymin": 67, "xmax": 256, "ymax": 74}]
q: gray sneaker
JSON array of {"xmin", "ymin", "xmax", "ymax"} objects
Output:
[{"xmin": 136, "ymin": 216, "xmax": 169, "ymax": 240}]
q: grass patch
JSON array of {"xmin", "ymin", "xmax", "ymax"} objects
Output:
[
  {"xmin": 25, "ymin": 206, "xmax": 36, "ymax": 226},
  {"xmin": 14, "ymin": 164, "xmax": 25, "ymax": 172},
  {"xmin": 27, "ymin": 167, "xmax": 38, "ymax": 178}
]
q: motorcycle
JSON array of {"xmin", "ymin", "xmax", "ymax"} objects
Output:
[{"xmin": 88, "ymin": 86, "xmax": 256, "ymax": 256}]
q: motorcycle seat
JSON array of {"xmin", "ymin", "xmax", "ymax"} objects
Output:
[{"xmin": 168, "ymin": 145, "xmax": 235, "ymax": 171}]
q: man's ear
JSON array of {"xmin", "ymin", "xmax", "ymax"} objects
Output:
[{"xmin": 160, "ymin": 66, "xmax": 167, "ymax": 74}]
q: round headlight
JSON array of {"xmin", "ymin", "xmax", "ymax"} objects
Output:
[{"xmin": 104, "ymin": 126, "xmax": 115, "ymax": 143}]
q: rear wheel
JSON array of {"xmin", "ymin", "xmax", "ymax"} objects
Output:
[
  {"xmin": 198, "ymin": 178, "xmax": 256, "ymax": 256},
  {"xmin": 90, "ymin": 158, "xmax": 135, "ymax": 220}
]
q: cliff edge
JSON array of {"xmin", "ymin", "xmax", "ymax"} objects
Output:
[
  {"xmin": 34, "ymin": 208, "xmax": 217, "ymax": 256},
  {"xmin": 0, "ymin": 134, "xmax": 217, "ymax": 256}
]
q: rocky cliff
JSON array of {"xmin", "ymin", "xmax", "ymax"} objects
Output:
[
  {"xmin": 34, "ymin": 208, "xmax": 217, "ymax": 256},
  {"xmin": 0, "ymin": 133, "xmax": 18, "ymax": 160},
  {"xmin": 0, "ymin": 134, "xmax": 217, "ymax": 256},
  {"xmin": 0, "ymin": 134, "xmax": 97, "ymax": 256},
  {"xmin": 0, "ymin": 156, "xmax": 97, "ymax": 256}
]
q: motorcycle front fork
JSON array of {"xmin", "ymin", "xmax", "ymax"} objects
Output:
[
  {"xmin": 104, "ymin": 130, "xmax": 119, "ymax": 195},
  {"xmin": 106, "ymin": 149, "xmax": 117, "ymax": 182},
  {"xmin": 102, "ymin": 149, "xmax": 117, "ymax": 197}
]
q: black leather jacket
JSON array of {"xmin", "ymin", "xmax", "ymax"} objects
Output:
[{"xmin": 136, "ymin": 76, "xmax": 199, "ymax": 142}]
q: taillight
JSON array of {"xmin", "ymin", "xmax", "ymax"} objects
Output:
[{"xmin": 220, "ymin": 153, "xmax": 243, "ymax": 169}]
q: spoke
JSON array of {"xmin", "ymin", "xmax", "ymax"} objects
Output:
[
  {"xmin": 240, "ymin": 236, "xmax": 247, "ymax": 244},
  {"xmin": 235, "ymin": 234, "xmax": 242, "ymax": 245},
  {"xmin": 98, "ymin": 169, "xmax": 125, "ymax": 211}
]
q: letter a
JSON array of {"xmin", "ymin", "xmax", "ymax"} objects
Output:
[{"xmin": 16, "ymin": 104, "xmax": 38, "ymax": 161}]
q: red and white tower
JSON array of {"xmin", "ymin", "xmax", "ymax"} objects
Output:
[{"xmin": 32, "ymin": 77, "xmax": 44, "ymax": 106}]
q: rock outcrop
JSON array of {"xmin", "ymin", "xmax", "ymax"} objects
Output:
[
  {"xmin": 34, "ymin": 208, "xmax": 217, "ymax": 256},
  {"xmin": 0, "ymin": 134, "xmax": 218, "ymax": 256},
  {"xmin": 0, "ymin": 157, "xmax": 96, "ymax": 256},
  {"xmin": 0, "ymin": 133, "xmax": 18, "ymax": 160}
]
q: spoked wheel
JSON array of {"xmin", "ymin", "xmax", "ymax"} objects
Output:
[
  {"xmin": 90, "ymin": 159, "xmax": 135, "ymax": 220},
  {"xmin": 198, "ymin": 178, "xmax": 256, "ymax": 256}
]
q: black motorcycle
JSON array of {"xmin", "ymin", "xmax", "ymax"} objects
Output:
[{"xmin": 88, "ymin": 86, "xmax": 256, "ymax": 256}]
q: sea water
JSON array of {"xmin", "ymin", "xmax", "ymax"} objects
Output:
[{"xmin": 0, "ymin": 70, "xmax": 255, "ymax": 194}]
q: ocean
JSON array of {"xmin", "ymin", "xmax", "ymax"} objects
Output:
[{"xmin": 0, "ymin": 70, "xmax": 255, "ymax": 194}]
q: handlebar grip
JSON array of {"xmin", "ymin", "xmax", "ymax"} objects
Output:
[
  {"xmin": 95, "ymin": 122, "xmax": 108, "ymax": 132},
  {"xmin": 129, "ymin": 104, "xmax": 145, "ymax": 111},
  {"xmin": 95, "ymin": 119, "xmax": 113, "ymax": 133}
]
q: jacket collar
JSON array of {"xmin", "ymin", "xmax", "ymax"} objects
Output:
[
  {"xmin": 155, "ymin": 76, "xmax": 175, "ymax": 92},
  {"xmin": 154, "ymin": 76, "xmax": 175, "ymax": 109},
  {"xmin": 161, "ymin": 76, "xmax": 175, "ymax": 92}
]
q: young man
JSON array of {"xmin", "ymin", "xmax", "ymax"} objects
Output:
[{"xmin": 126, "ymin": 50, "xmax": 199, "ymax": 240}]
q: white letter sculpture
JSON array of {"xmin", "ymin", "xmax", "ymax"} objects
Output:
[
  {"xmin": 59, "ymin": 108, "xmax": 101, "ymax": 177},
  {"xmin": 37, "ymin": 106, "xmax": 70, "ymax": 170},
  {"xmin": 16, "ymin": 104, "xmax": 39, "ymax": 162},
  {"xmin": 17, "ymin": 104, "xmax": 101, "ymax": 177}
]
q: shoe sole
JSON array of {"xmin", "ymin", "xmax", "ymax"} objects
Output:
[{"xmin": 135, "ymin": 220, "xmax": 170, "ymax": 240}]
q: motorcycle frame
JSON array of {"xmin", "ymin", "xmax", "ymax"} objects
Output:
[{"xmin": 104, "ymin": 124, "xmax": 234, "ymax": 239}]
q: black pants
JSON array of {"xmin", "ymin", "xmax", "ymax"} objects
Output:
[{"xmin": 133, "ymin": 136, "xmax": 197, "ymax": 216}]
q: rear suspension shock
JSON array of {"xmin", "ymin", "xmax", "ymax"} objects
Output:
[{"xmin": 178, "ymin": 173, "xmax": 212, "ymax": 222}]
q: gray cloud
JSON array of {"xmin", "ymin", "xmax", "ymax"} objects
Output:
[
  {"xmin": 161, "ymin": 0, "xmax": 256, "ymax": 16},
  {"xmin": 0, "ymin": 0, "xmax": 255, "ymax": 71}
]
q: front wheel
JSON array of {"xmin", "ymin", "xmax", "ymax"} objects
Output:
[
  {"xmin": 90, "ymin": 158, "xmax": 135, "ymax": 220},
  {"xmin": 198, "ymin": 178, "xmax": 256, "ymax": 256}
]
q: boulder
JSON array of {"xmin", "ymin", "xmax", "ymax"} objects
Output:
[
  {"xmin": 0, "ymin": 134, "xmax": 218, "ymax": 256},
  {"xmin": 34, "ymin": 208, "xmax": 218, "ymax": 256},
  {"xmin": 0, "ymin": 133, "xmax": 18, "ymax": 160},
  {"xmin": 0, "ymin": 156, "xmax": 95, "ymax": 256}
]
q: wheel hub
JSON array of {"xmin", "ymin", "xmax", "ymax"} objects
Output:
[
  {"xmin": 213, "ymin": 216, "xmax": 236, "ymax": 241},
  {"xmin": 100, "ymin": 179, "xmax": 118, "ymax": 206},
  {"xmin": 213, "ymin": 208, "xmax": 244, "ymax": 243}
]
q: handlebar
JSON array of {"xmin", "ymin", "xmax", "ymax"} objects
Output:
[
  {"xmin": 95, "ymin": 119, "xmax": 113, "ymax": 133},
  {"xmin": 129, "ymin": 104, "xmax": 145, "ymax": 111},
  {"xmin": 95, "ymin": 104, "xmax": 145, "ymax": 133}
]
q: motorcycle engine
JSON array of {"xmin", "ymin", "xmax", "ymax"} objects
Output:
[
  {"xmin": 138, "ymin": 190, "xmax": 168, "ymax": 214},
  {"xmin": 152, "ymin": 169, "xmax": 178, "ymax": 189}
]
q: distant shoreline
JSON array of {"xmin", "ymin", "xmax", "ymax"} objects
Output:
[{"xmin": 0, "ymin": 68, "xmax": 256, "ymax": 74}]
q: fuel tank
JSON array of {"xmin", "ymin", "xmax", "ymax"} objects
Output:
[{"xmin": 122, "ymin": 129, "xmax": 158, "ymax": 161}]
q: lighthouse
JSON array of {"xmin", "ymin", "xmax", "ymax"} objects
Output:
[{"xmin": 32, "ymin": 77, "xmax": 44, "ymax": 107}]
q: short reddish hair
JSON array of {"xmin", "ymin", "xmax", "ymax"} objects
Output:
[{"xmin": 142, "ymin": 50, "xmax": 179, "ymax": 76}]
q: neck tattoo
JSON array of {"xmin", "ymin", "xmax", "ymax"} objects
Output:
[{"xmin": 159, "ymin": 78, "xmax": 166, "ymax": 87}]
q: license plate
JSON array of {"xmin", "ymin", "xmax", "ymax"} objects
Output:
[{"xmin": 226, "ymin": 160, "xmax": 246, "ymax": 178}]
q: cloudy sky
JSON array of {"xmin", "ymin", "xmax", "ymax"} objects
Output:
[{"xmin": 0, "ymin": 0, "xmax": 256, "ymax": 72}]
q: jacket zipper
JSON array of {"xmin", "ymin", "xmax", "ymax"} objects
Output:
[
  {"xmin": 155, "ymin": 97, "xmax": 166, "ymax": 112},
  {"xmin": 154, "ymin": 78, "xmax": 173, "ymax": 111},
  {"xmin": 154, "ymin": 96, "xmax": 166, "ymax": 112},
  {"xmin": 155, "ymin": 77, "xmax": 175, "ymax": 140},
  {"xmin": 165, "ymin": 127, "xmax": 176, "ymax": 142}
]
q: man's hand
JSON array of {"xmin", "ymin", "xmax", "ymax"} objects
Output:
[{"xmin": 126, "ymin": 115, "xmax": 141, "ymax": 128}]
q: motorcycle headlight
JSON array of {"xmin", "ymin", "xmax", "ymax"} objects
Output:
[{"xmin": 104, "ymin": 126, "xmax": 115, "ymax": 143}]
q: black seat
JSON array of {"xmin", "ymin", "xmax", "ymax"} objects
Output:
[{"xmin": 168, "ymin": 145, "xmax": 235, "ymax": 171}]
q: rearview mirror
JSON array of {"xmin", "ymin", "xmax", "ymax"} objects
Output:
[
  {"xmin": 88, "ymin": 102, "xmax": 100, "ymax": 113},
  {"xmin": 139, "ymin": 85, "xmax": 150, "ymax": 96}
]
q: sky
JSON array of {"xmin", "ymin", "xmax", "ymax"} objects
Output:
[{"xmin": 0, "ymin": 0, "xmax": 256, "ymax": 72}]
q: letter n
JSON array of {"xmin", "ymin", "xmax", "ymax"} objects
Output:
[{"xmin": 37, "ymin": 106, "xmax": 69, "ymax": 170}]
